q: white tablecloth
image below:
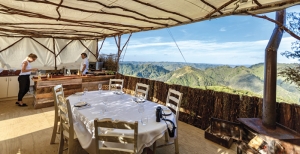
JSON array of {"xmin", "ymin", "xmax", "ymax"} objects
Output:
[{"xmin": 68, "ymin": 91, "xmax": 175, "ymax": 154}]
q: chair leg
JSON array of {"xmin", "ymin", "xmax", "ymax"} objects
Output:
[
  {"xmin": 164, "ymin": 132, "xmax": 169, "ymax": 143},
  {"xmin": 50, "ymin": 116, "xmax": 59, "ymax": 144},
  {"xmin": 67, "ymin": 139, "xmax": 73, "ymax": 154},
  {"xmin": 58, "ymin": 130, "xmax": 64, "ymax": 154},
  {"xmin": 57, "ymin": 122, "xmax": 61, "ymax": 134},
  {"xmin": 175, "ymin": 138, "xmax": 179, "ymax": 154},
  {"xmin": 152, "ymin": 141, "xmax": 156, "ymax": 154}
]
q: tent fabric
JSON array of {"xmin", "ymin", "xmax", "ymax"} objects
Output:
[
  {"xmin": 0, "ymin": 37, "xmax": 97, "ymax": 70},
  {"xmin": 0, "ymin": 0, "xmax": 299, "ymax": 40}
]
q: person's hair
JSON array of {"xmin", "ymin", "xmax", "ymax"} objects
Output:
[
  {"xmin": 81, "ymin": 53, "xmax": 87, "ymax": 58},
  {"xmin": 28, "ymin": 53, "xmax": 38, "ymax": 59}
]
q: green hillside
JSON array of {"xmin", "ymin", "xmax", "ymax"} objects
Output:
[
  {"xmin": 119, "ymin": 63, "xmax": 170, "ymax": 79},
  {"xmin": 119, "ymin": 62, "xmax": 300, "ymax": 104}
]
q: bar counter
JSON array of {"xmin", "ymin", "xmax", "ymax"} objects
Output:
[{"xmin": 33, "ymin": 75, "xmax": 115, "ymax": 109}]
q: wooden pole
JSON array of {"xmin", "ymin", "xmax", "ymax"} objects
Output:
[
  {"xmin": 96, "ymin": 38, "xmax": 99, "ymax": 60},
  {"xmin": 114, "ymin": 34, "xmax": 132, "ymax": 72},
  {"xmin": 263, "ymin": 10, "xmax": 285, "ymax": 129},
  {"xmin": 53, "ymin": 38, "xmax": 57, "ymax": 71},
  {"xmin": 117, "ymin": 35, "xmax": 121, "ymax": 72}
]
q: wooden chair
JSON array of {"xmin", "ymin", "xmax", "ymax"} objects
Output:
[
  {"xmin": 135, "ymin": 83, "xmax": 149, "ymax": 99},
  {"xmin": 94, "ymin": 118, "xmax": 138, "ymax": 154},
  {"xmin": 57, "ymin": 95, "xmax": 77, "ymax": 154},
  {"xmin": 109, "ymin": 79, "xmax": 124, "ymax": 91},
  {"xmin": 154, "ymin": 88, "xmax": 183, "ymax": 154},
  {"xmin": 50, "ymin": 84, "xmax": 64, "ymax": 144}
]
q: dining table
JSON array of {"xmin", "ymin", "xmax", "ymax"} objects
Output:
[{"xmin": 67, "ymin": 90, "xmax": 175, "ymax": 154}]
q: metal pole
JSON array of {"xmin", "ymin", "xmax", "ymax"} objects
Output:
[{"xmin": 263, "ymin": 10, "xmax": 285, "ymax": 129}]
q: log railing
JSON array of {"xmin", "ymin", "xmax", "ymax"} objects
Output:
[{"xmin": 116, "ymin": 73, "xmax": 300, "ymax": 133}]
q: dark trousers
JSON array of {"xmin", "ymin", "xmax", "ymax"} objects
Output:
[{"xmin": 18, "ymin": 75, "xmax": 30, "ymax": 101}]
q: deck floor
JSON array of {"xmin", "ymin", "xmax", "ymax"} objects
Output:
[{"xmin": 0, "ymin": 98, "xmax": 237, "ymax": 154}]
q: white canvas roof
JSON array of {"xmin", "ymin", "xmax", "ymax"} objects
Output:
[
  {"xmin": 0, "ymin": 37, "xmax": 97, "ymax": 70},
  {"xmin": 0, "ymin": 0, "xmax": 299, "ymax": 39},
  {"xmin": 0, "ymin": 0, "xmax": 299, "ymax": 70}
]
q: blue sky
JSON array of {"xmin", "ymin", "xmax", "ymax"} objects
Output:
[{"xmin": 99, "ymin": 6, "xmax": 300, "ymax": 65}]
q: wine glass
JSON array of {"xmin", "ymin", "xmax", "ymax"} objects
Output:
[
  {"xmin": 138, "ymin": 105, "xmax": 147, "ymax": 125},
  {"xmin": 119, "ymin": 85, "xmax": 123, "ymax": 93},
  {"xmin": 83, "ymin": 88, "xmax": 88, "ymax": 100},
  {"xmin": 98, "ymin": 83, "xmax": 102, "ymax": 94},
  {"xmin": 132, "ymin": 92, "xmax": 138, "ymax": 103},
  {"xmin": 134, "ymin": 92, "xmax": 139, "ymax": 98},
  {"xmin": 102, "ymin": 97, "xmax": 109, "ymax": 108},
  {"xmin": 84, "ymin": 88, "xmax": 88, "ymax": 94},
  {"xmin": 139, "ymin": 94, "xmax": 145, "ymax": 102}
]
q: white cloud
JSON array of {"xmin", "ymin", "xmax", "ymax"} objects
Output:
[
  {"xmin": 99, "ymin": 36, "xmax": 299, "ymax": 65},
  {"xmin": 219, "ymin": 27, "xmax": 226, "ymax": 32}
]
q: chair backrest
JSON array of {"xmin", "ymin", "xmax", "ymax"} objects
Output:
[
  {"xmin": 109, "ymin": 79, "xmax": 124, "ymax": 90},
  {"xmin": 94, "ymin": 118, "xmax": 138, "ymax": 154},
  {"xmin": 166, "ymin": 88, "xmax": 183, "ymax": 123},
  {"xmin": 135, "ymin": 83, "xmax": 149, "ymax": 99},
  {"xmin": 57, "ymin": 95, "xmax": 75, "ymax": 139},
  {"xmin": 52, "ymin": 84, "xmax": 64, "ymax": 116}
]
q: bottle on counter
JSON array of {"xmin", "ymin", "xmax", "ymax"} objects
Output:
[{"xmin": 38, "ymin": 71, "xmax": 41, "ymax": 80}]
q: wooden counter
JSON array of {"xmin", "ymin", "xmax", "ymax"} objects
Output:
[{"xmin": 33, "ymin": 75, "xmax": 115, "ymax": 109}]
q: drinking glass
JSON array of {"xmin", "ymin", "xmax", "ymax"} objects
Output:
[
  {"xmin": 116, "ymin": 84, "xmax": 122, "ymax": 92},
  {"xmin": 98, "ymin": 83, "xmax": 102, "ymax": 94},
  {"xmin": 83, "ymin": 88, "xmax": 88, "ymax": 100},
  {"xmin": 141, "ymin": 116, "xmax": 148, "ymax": 126},
  {"xmin": 138, "ymin": 104, "xmax": 144, "ymax": 113}
]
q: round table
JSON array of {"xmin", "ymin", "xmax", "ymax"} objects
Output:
[{"xmin": 68, "ymin": 90, "xmax": 175, "ymax": 154}]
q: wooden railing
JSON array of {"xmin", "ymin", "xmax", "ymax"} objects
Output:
[{"xmin": 116, "ymin": 73, "xmax": 300, "ymax": 133}]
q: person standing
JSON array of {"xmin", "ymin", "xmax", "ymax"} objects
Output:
[
  {"xmin": 17, "ymin": 53, "xmax": 38, "ymax": 107},
  {"xmin": 80, "ymin": 53, "xmax": 89, "ymax": 75}
]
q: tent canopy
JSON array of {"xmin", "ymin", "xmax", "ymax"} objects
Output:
[
  {"xmin": 0, "ymin": 0, "xmax": 299, "ymax": 40},
  {"xmin": 0, "ymin": 37, "xmax": 97, "ymax": 70},
  {"xmin": 0, "ymin": 0, "xmax": 299, "ymax": 70}
]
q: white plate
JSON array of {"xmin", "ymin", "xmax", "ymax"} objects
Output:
[
  {"xmin": 74, "ymin": 102, "xmax": 87, "ymax": 107},
  {"xmin": 74, "ymin": 92, "xmax": 84, "ymax": 95},
  {"xmin": 132, "ymin": 98, "xmax": 145, "ymax": 103},
  {"xmin": 162, "ymin": 108, "xmax": 172, "ymax": 115},
  {"xmin": 114, "ymin": 91, "xmax": 124, "ymax": 95}
]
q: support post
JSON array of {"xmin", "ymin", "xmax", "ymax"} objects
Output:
[
  {"xmin": 53, "ymin": 38, "xmax": 57, "ymax": 71},
  {"xmin": 114, "ymin": 34, "xmax": 132, "ymax": 72},
  {"xmin": 96, "ymin": 38, "xmax": 99, "ymax": 60},
  {"xmin": 117, "ymin": 35, "xmax": 121, "ymax": 72},
  {"xmin": 263, "ymin": 10, "xmax": 285, "ymax": 129}
]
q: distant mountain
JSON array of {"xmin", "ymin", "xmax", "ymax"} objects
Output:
[
  {"xmin": 119, "ymin": 63, "xmax": 170, "ymax": 79},
  {"xmin": 121, "ymin": 61, "xmax": 224, "ymax": 71},
  {"xmin": 119, "ymin": 62, "xmax": 300, "ymax": 104}
]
